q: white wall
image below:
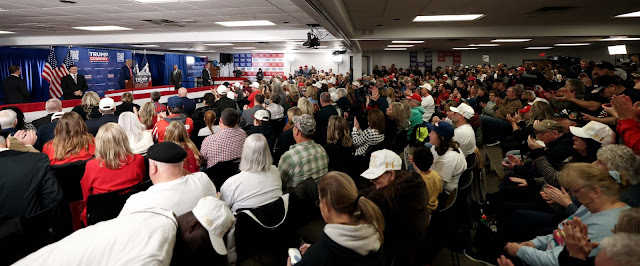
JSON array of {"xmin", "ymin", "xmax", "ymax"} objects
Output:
[{"xmin": 284, "ymin": 52, "xmax": 348, "ymax": 75}]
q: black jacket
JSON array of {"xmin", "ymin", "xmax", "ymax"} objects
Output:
[
  {"xmin": 296, "ymin": 232, "xmax": 385, "ymax": 266},
  {"xmin": 34, "ymin": 120, "xmax": 57, "ymax": 151},
  {"xmin": 245, "ymin": 125, "xmax": 277, "ymax": 149},
  {"xmin": 60, "ymin": 74, "xmax": 88, "ymax": 100},
  {"xmin": 214, "ymin": 97, "xmax": 238, "ymax": 115},
  {"xmin": 202, "ymin": 69, "xmax": 212, "ymax": 86},
  {"xmin": 273, "ymin": 128, "xmax": 295, "ymax": 164},
  {"xmin": 383, "ymin": 117, "xmax": 409, "ymax": 154},
  {"xmin": 314, "ymin": 105, "xmax": 339, "ymax": 146},
  {"xmin": 71, "ymin": 105, "xmax": 101, "ymax": 121},
  {"xmin": 32, "ymin": 114, "xmax": 53, "ymax": 129},
  {"xmin": 86, "ymin": 114, "xmax": 119, "ymax": 136},
  {"xmin": 114, "ymin": 102, "xmax": 140, "ymax": 117},
  {"xmin": 515, "ymin": 133, "xmax": 575, "ymax": 179},
  {"xmin": 191, "ymin": 105, "xmax": 218, "ymax": 132},
  {"xmin": 324, "ymin": 143, "xmax": 356, "ymax": 176},
  {"xmin": 2, "ymin": 75, "xmax": 30, "ymax": 104}
]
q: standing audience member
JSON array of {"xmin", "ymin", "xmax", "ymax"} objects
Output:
[
  {"xmin": 279, "ymin": 114, "xmax": 328, "ymax": 190},
  {"xmin": 42, "ymin": 112, "xmax": 95, "ymax": 165},
  {"xmin": 153, "ymin": 96, "xmax": 194, "ymax": 142},
  {"xmin": 427, "ymin": 122, "xmax": 467, "ymax": 193},
  {"xmin": 164, "ymin": 121, "xmax": 202, "ymax": 173},
  {"xmin": 407, "ymin": 93, "xmax": 426, "ymax": 138},
  {"xmin": 352, "ymin": 109, "xmax": 385, "ymax": 156},
  {"xmin": 118, "ymin": 112, "xmax": 153, "ymax": 156},
  {"xmin": 314, "ymin": 92, "xmax": 339, "ymax": 145},
  {"xmin": 420, "ymin": 84, "xmax": 435, "ymax": 122},
  {"xmin": 150, "ymin": 91, "xmax": 167, "ymax": 114},
  {"xmin": 220, "ymin": 134, "xmax": 282, "ymax": 212},
  {"xmin": 191, "ymin": 92, "xmax": 218, "ymax": 134},
  {"xmin": 240, "ymin": 93, "xmax": 265, "ymax": 128},
  {"xmin": 213, "ymin": 85, "xmax": 239, "ymax": 115},
  {"xmin": 245, "ymin": 109, "xmax": 277, "ymax": 149},
  {"xmin": 325, "ymin": 116, "xmax": 355, "ymax": 175},
  {"xmin": 384, "ymin": 102, "xmax": 410, "ymax": 154},
  {"xmin": 80, "ymin": 123, "xmax": 145, "ymax": 225},
  {"xmin": 71, "ymin": 91, "xmax": 101, "ymax": 121},
  {"xmin": 201, "ymin": 108, "xmax": 247, "ymax": 168},
  {"xmin": 32, "ymin": 98, "xmax": 62, "ymax": 129},
  {"xmin": 247, "ymin": 82, "xmax": 261, "ymax": 109},
  {"xmin": 86, "ymin": 97, "xmax": 119, "ymax": 136},
  {"xmin": 119, "ymin": 142, "xmax": 217, "ymax": 216}
]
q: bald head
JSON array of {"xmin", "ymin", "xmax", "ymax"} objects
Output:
[
  {"xmin": 148, "ymin": 159, "xmax": 185, "ymax": 184},
  {"xmin": 178, "ymin": 87, "xmax": 188, "ymax": 97}
]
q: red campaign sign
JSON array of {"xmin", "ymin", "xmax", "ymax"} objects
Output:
[
  {"xmin": 453, "ymin": 57, "xmax": 461, "ymax": 65},
  {"xmin": 252, "ymin": 53, "xmax": 284, "ymax": 58},
  {"xmin": 453, "ymin": 51, "xmax": 461, "ymax": 58},
  {"xmin": 445, "ymin": 51, "xmax": 453, "ymax": 57},
  {"xmin": 254, "ymin": 62, "xmax": 285, "ymax": 67},
  {"xmin": 437, "ymin": 51, "xmax": 446, "ymax": 62}
]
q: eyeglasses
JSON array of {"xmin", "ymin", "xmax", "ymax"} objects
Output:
[
  {"xmin": 568, "ymin": 185, "xmax": 589, "ymax": 195},
  {"xmin": 534, "ymin": 130, "xmax": 552, "ymax": 135}
]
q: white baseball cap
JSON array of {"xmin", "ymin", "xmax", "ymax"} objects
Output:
[
  {"xmin": 569, "ymin": 121, "xmax": 616, "ymax": 145},
  {"xmin": 314, "ymin": 82, "xmax": 322, "ymax": 89},
  {"xmin": 227, "ymin": 92, "xmax": 236, "ymax": 100},
  {"xmin": 250, "ymin": 82, "xmax": 260, "ymax": 88},
  {"xmin": 361, "ymin": 149, "xmax": 402, "ymax": 180},
  {"xmin": 352, "ymin": 81, "xmax": 360, "ymax": 87},
  {"xmin": 233, "ymin": 82, "xmax": 241, "ymax": 88},
  {"xmin": 99, "ymin": 97, "xmax": 115, "ymax": 111},
  {"xmin": 420, "ymin": 83, "xmax": 433, "ymax": 91},
  {"xmin": 449, "ymin": 103, "xmax": 475, "ymax": 119},
  {"xmin": 217, "ymin": 85, "xmax": 228, "ymax": 95},
  {"xmin": 254, "ymin": 109, "xmax": 270, "ymax": 122},
  {"xmin": 192, "ymin": 196, "xmax": 235, "ymax": 255}
]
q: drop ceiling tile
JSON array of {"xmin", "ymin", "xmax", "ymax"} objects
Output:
[
  {"xmin": 280, "ymin": 5, "xmax": 303, "ymax": 14},
  {"xmin": 246, "ymin": 6, "xmax": 283, "ymax": 14},
  {"xmin": 266, "ymin": 0, "xmax": 297, "ymax": 6},
  {"xmin": 212, "ymin": 8, "xmax": 252, "ymax": 16},
  {"xmin": 114, "ymin": 3, "xmax": 166, "ymax": 12},
  {"xmin": 0, "ymin": 2, "xmax": 31, "ymax": 10},
  {"xmin": 175, "ymin": 9, "xmax": 216, "ymax": 17},
  {"xmin": 142, "ymin": 2, "xmax": 204, "ymax": 11},
  {"xmin": 185, "ymin": 1, "xmax": 234, "ymax": 10},
  {"xmin": 225, "ymin": 0, "xmax": 274, "ymax": 8}
]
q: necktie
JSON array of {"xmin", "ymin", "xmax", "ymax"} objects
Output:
[
  {"xmin": 73, "ymin": 74, "xmax": 77, "ymax": 84},
  {"xmin": 129, "ymin": 67, "xmax": 133, "ymax": 79}
]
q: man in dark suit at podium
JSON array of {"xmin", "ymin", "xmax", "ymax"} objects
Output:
[
  {"xmin": 170, "ymin": 65, "xmax": 182, "ymax": 90},
  {"xmin": 60, "ymin": 65, "xmax": 88, "ymax": 100},
  {"xmin": 118, "ymin": 59, "xmax": 133, "ymax": 89},
  {"xmin": 202, "ymin": 62, "xmax": 212, "ymax": 86},
  {"xmin": 2, "ymin": 65, "xmax": 30, "ymax": 104}
]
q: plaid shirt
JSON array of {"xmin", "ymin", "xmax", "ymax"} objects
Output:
[
  {"xmin": 278, "ymin": 140, "xmax": 328, "ymax": 189},
  {"xmin": 201, "ymin": 127, "xmax": 247, "ymax": 168},
  {"xmin": 154, "ymin": 101, "xmax": 167, "ymax": 114}
]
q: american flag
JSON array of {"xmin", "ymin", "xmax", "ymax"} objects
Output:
[{"xmin": 41, "ymin": 47, "xmax": 72, "ymax": 99}]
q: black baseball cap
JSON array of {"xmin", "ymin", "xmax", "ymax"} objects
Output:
[
  {"xmin": 592, "ymin": 75, "xmax": 620, "ymax": 93},
  {"xmin": 595, "ymin": 61, "xmax": 615, "ymax": 71}
]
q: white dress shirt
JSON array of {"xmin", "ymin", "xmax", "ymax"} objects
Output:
[
  {"xmin": 119, "ymin": 172, "xmax": 217, "ymax": 216},
  {"xmin": 13, "ymin": 208, "xmax": 177, "ymax": 266},
  {"xmin": 220, "ymin": 165, "xmax": 282, "ymax": 213}
]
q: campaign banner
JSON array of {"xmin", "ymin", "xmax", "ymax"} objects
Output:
[
  {"xmin": 410, "ymin": 52, "xmax": 418, "ymax": 67},
  {"xmin": 453, "ymin": 51, "xmax": 462, "ymax": 65},
  {"xmin": 56, "ymin": 47, "xmax": 132, "ymax": 97},
  {"xmin": 186, "ymin": 56, "xmax": 207, "ymax": 78},
  {"xmin": 438, "ymin": 51, "xmax": 446, "ymax": 62},
  {"xmin": 425, "ymin": 52, "xmax": 433, "ymax": 67},
  {"xmin": 234, "ymin": 53, "xmax": 285, "ymax": 80},
  {"xmin": 133, "ymin": 53, "xmax": 152, "ymax": 86}
]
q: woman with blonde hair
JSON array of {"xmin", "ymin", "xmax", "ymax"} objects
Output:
[
  {"xmin": 43, "ymin": 112, "xmax": 95, "ymax": 165},
  {"xmin": 287, "ymin": 84, "xmax": 300, "ymax": 107},
  {"xmin": 283, "ymin": 107, "xmax": 302, "ymax": 132},
  {"xmin": 71, "ymin": 91, "xmax": 101, "ymax": 120},
  {"xmin": 325, "ymin": 116, "xmax": 355, "ymax": 174},
  {"xmin": 290, "ymin": 171, "xmax": 385, "ymax": 265},
  {"xmin": 164, "ymin": 121, "xmax": 202, "ymax": 173},
  {"xmin": 384, "ymin": 102, "xmax": 410, "ymax": 154},
  {"xmin": 118, "ymin": 112, "xmax": 154, "ymax": 155},
  {"xmin": 115, "ymin": 92, "xmax": 139, "ymax": 116},
  {"xmin": 80, "ymin": 123, "xmax": 145, "ymax": 224},
  {"xmin": 138, "ymin": 102, "xmax": 157, "ymax": 130},
  {"xmin": 297, "ymin": 98, "xmax": 315, "ymax": 115}
]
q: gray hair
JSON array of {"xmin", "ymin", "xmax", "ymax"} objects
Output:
[
  {"xmin": 336, "ymin": 88, "xmax": 348, "ymax": 98},
  {"xmin": 239, "ymin": 134, "xmax": 273, "ymax": 173},
  {"xmin": 118, "ymin": 112, "xmax": 145, "ymax": 143},
  {"xmin": 0, "ymin": 109, "xmax": 17, "ymax": 129},
  {"xmin": 0, "ymin": 135, "xmax": 6, "ymax": 148},
  {"xmin": 45, "ymin": 98, "xmax": 62, "ymax": 112},
  {"xmin": 599, "ymin": 233, "xmax": 640, "ymax": 265},
  {"xmin": 597, "ymin": 144, "xmax": 640, "ymax": 185}
]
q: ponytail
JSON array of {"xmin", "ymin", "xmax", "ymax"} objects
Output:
[{"xmin": 355, "ymin": 196, "xmax": 385, "ymax": 244}]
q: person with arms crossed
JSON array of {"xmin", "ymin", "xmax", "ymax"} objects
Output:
[
  {"xmin": 60, "ymin": 65, "xmax": 88, "ymax": 100},
  {"xmin": 170, "ymin": 64, "xmax": 182, "ymax": 91}
]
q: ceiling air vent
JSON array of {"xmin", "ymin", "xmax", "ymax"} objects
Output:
[
  {"xmin": 528, "ymin": 6, "xmax": 577, "ymax": 14},
  {"xmin": 142, "ymin": 19, "xmax": 185, "ymax": 27}
]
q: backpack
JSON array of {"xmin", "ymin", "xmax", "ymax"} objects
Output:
[{"xmin": 409, "ymin": 122, "xmax": 429, "ymax": 147}]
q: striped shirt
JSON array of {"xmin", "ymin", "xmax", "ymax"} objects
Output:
[
  {"xmin": 278, "ymin": 140, "xmax": 328, "ymax": 189},
  {"xmin": 352, "ymin": 128, "xmax": 385, "ymax": 156},
  {"xmin": 201, "ymin": 127, "xmax": 247, "ymax": 168}
]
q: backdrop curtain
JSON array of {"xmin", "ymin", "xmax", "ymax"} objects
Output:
[
  {"xmin": 164, "ymin": 53, "xmax": 189, "ymax": 88},
  {"xmin": 0, "ymin": 47, "xmax": 49, "ymax": 104},
  {"xmin": 133, "ymin": 53, "xmax": 165, "ymax": 87}
]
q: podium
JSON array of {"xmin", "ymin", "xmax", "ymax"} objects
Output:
[{"xmin": 124, "ymin": 79, "xmax": 133, "ymax": 90}]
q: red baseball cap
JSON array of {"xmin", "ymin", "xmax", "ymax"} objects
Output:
[
  {"xmin": 517, "ymin": 67, "xmax": 525, "ymax": 71},
  {"xmin": 519, "ymin": 105, "xmax": 532, "ymax": 113},
  {"xmin": 408, "ymin": 93, "xmax": 422, "ymax": 102}
]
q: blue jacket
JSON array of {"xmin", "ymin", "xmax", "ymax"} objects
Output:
[{"xmin": 118, "ymin": 65, "xmax": 132, "ymax": 89}]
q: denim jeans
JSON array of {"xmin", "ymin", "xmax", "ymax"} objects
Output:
[{"xmin": 479, "ymin": 116, "xmax": 511, "ymax": 142}]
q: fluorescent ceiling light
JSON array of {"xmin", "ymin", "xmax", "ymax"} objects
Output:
[
  {"xmin": 315, "ymin": 46, "xmax": 327, "ymax": 48},
  {"xmin": 288, "ymin": 42, "xmax": 304, "ymax": 45},
  {"xmin": 205, "ymin": 43, "xmax": 233, "ymax": 46},
  {"xmin": 452, "ymin": 47, "xmax": 478, "ymax": 50},
  {"xmin": 233, "ymin": 47, "xmax": 256, "ymax": 50},
  {"xmin": 169, "ymin": 48, "xmax": 192, "ymax": 51},
  {"xmin": 600, "ymin": 36, "xmax": 640, "ymax": 41},
  {"xmin": 387, "ymin": 45, "xmax": 414, "ymax": 48},
  {"xmin": 132, "ymin": 44, "xmax": 159, "ymax": 47},
  {"xmin": 413, "ymin": 14, "xmax": 484, "ymax": 22},
  {"xmin": 215, "ymin": 20, "xmax": 274, "ymax": 27},
  {"xmin": 491, "ymin": 39, "xmax": 532, "ymax": 42},
  {"xmin": 609, "ymin": 45, "xmax": 627, "ymax": 55},
  {"xmin": 0, "ymin": 30, "xmax": 15, "ymax": 34},
  {"xmin": 391, "ymin": 40, "xmax": 424, "ymax": 44},
  {"xmin": 525, "ymin": 47, "xmax": 553, "ymax": 50},
  {"xmin": 554, "ymin": 43, "xmax": 591, "ymax": 46},
  {"xmin": 468, "ymin": 44, "xmax": 499, "ymax": 47},
  {"xmin": 73, "ymin": 26, "xmax": 132, "ymax": 31},
  {"xmin": 615, "ymin": 11, "xmax": 640, "ymax": 18},
  {"xmin": 384, "ymin": 48, "xmax": 407, "ymax": 51}
]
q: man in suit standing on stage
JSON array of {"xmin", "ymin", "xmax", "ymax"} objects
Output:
[
  {"xmin": 202, "ymin": 62, "xmax": 213, "ymax": 86},
  {"xmin": 170, "ymin": 65, "xmax": 182, "ymax": 91},
  {"xmin": 2, "ymin": 65, "xmax": 30, "ymax": 104},
  {"xmin": 60, "ymin": 65, "xmax": 88, "ymax": 100},
  {"xmin": 118, "ymin": 59, "xmax": 133, "ymax": 89}
]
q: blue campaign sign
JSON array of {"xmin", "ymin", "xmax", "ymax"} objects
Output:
[
  {"xmin": 186, "ymin": 56, "xmax": 207, "ymax": 78},
  {"xmin": 56, "ymin": 47, "xmax": 132, "ymax": 97}
]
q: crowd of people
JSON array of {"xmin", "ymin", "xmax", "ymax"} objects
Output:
[{"xmin": 1, "ymin": 57, "xmax": 640, "ymax": 265}]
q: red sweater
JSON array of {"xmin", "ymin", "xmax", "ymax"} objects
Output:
[
  {"xmin": 42, "ymin": 142, "xmax": 95, "ymax": 166},
  {"xmin": 80, "ymin": 154, "xmax": 145, "ymax": 224},
  {"xmin": 152, "ymin": 114, "xmax": 194, "ymax": 142},
  {"xmin": 183, "ymin": 148, "xmax": 200, "ymax": 173},
  {"xmin": 247, "ymin": 91, "xmax": 260, "ymax": 108},
  {"xmin": 617, "ymin": 119, "xmax": 640, "ymax": 155}
]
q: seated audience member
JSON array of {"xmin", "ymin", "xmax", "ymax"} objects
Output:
[
  {"xmin": 220, "ymin": 134, "xmax": 282, "ymax": 213},
  {"xmin": 114, "ymin": 92, "xmax": 140, "ymax": 116},
  {"xmin": 480, "ymin": 90, "xmax": 498, "ymax": 117},
  {"xmin": 506, "ymin": 163, "xmax": 630, "ymax": 266},
  {"xmin": 118, "ymin": 112, "xmax": 154, "ymax": 156},
  {"xmin": 213, "ymin": 85, "xmax": 239, "ymax": 115},
  {"xmin": 153, "ymin": 96, "xmax": 194, "ymax": 142},
  {"xmin": 32, "ymin": 98, "xmax": 62, "ymax": 129},
  {"xmin": 352, "ymin": 109, "xmax": 385, "ymax": 156},
  {"xmin": 0, "ymin": 109, "xmax": 38, "ymax": 153},
  {"xmin": 198, "ymin": 110, "xmax": 219, "ymax": 137},
  {"xmin": 150, "ymin": 91, "xmax": 167, "ymax": 114},
  {"xmin": 42, "ymin": 112, "xmax": 95, "ymax": 165},
  {"xmin": 314, "ymin": 92, "xmax": 339, "ymax": 145},
  {"xmin": 119, "ymin": 142, "xmax": 217, "ymax": 216},
  {"xmin": 427, "ymin": 121, "xmax": 467, "ymax": 193},
  {"xmin": 480, "ymin": 87, "xmax": 523, "ymax": 146},
  {"xmin": 410, "ymin": 147, "xmax": 443, "ymax": 212},
  {"xmin": 164, "ymin": 121, "xmax": 202, "ymax": 173},
  {"xmin": 201, "ymin": 108, "xmax": 247, "ymax": 168},
  {"xmin": 360, "ymin": 149, "xmax": 429, "ymax": 266},
  {"xmin": 80, "ymin": 123, "xmax": 145, "ymax": 224},
  {"xmin": 279, "ymin": 114, "xmax": 328, "ymax": 190},
  {"xmin": 593, "ymin": 145, "xmax": 640, "ymax": 207},
  {"xmin": 240, "ymin": 93, "xmax": 265, "ymax": 128},
  {"xmin": 439, "ymin": 102, "xmax": 476, "ymax": 157},
  {"xmin": 71, "ymin": 91, "xmax": 101, "ymax": 121},
  {"xmin": 137, "ymin": 102, "xmax": 157, "ymax": 130},
  {"xmin": 14, "ymin": 196, "xmax": 233, "ymax": 266},
  {"xmin": 407, "ymin": 93, "xmax": 426, "ymax": 137},
  {"xmin": 246, "ymin": 81, "xmax": 261, "ymax": 109},
  {"xmin": 177, "ymin": 87, "xmax": 197, "ymax": 116},
  {"xmin": 245, "ymin": 109, "xmax": 277, "ymax": 149},
  {"xmin": 292, "ymin": 171, "xmax": 384, "ymax": 266},
  {"xmin": 384, "ymin": 102, "xmax": 410, "ymax": 154},
  {"xmin": 557, "ymin": 75, "xmax": 639, "ymax": 119},
  {"xmin": 86, "ymin": 97, "xmax": 119, "ymax": 136},
  {"xmin": 609, "ymin": 94, "xmax": 640, "ymax": 154},
  {"xmin": 191, "ymin": 92, "xmax": 218, "ymax": 133},
  {"xmin": 549, "ymin": 79, "xmax": 586, "ymax": 112},
  {"xmin": 0, "ymin": 107, "xmax": 34, "ymax": 133},
  {"xmin": 325, "ymin": 116, "xmax": 356, "ymax": 174},
  {"xmin": 35, "ymin": 111, "xmax": 64, "ymax": 151}
]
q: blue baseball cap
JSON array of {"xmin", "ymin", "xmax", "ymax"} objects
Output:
[
  {"xmin": 426, "ymin": 122, "xmax": 455, "ymax": 140},
  {"xmin": 167, "ymin": 96, "xmax": 183, "ymax": 109}
]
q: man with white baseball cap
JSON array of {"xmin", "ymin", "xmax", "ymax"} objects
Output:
[
  {"xmin": 420, "ymin": 83, "xmax": 435, "ymax": 122},
  {"xmin": 361, "ymin": 149, "xmax": 402, "ymax": 188},
  {"xmin": 247, "ymin": 82, "xmax": 262, "ymax": 108},
  {"xmin": 192, "ymin": 196, "xmax": 235, "ymax": 257},
  {"xmin": 86, "ymin": 97, "xmax": 119, "ymax": 136},
  {"xmin": 446, "ymin": 102, "xmax": 477, "ymax": 156},
  {"xmin": 245, "ymin": 109, "xmax": 277, "ymax": 148},
  {"xmin": 569, "ymin": 120, "xmax": 616, "ymax": 145}
]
